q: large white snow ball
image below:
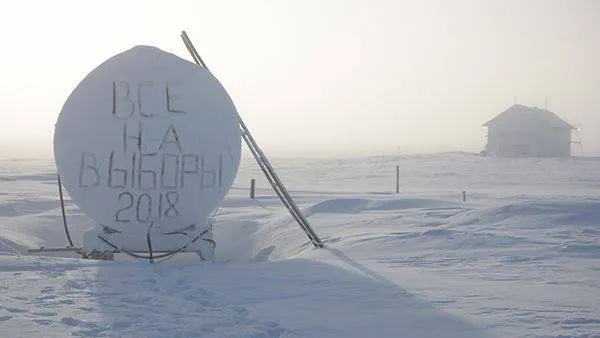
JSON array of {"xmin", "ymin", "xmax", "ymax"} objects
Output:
[{"xmin": 54, "ymin": 45, "xmax": 241, "ymax": 234}]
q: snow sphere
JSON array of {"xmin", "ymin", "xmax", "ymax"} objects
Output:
[{"xmin": 54, "ymin": 46, "xmax": 241, "ymax": 234}]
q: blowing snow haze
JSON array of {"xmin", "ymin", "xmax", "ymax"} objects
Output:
[
  {"xmin": 1, "ymin": 2, "xmax": 600, "ymax": 337},
  {"xmin": 1, "ymin": 0, "xmax": 599, "ymax": 157}
]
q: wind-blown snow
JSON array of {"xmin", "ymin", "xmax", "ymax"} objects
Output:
[{"xmin": 1, "ymin": 152, "xmax": 599, "ymax": 337}]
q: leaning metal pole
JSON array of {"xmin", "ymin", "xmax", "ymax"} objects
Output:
[{"xmin": 180, "ymin": 31, "xmax": 323, "ymax": 248}]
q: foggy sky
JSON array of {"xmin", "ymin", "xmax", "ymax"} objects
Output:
[{"xmin": 1, "ymin": 0, "xmax": 598, "ymax": 158}]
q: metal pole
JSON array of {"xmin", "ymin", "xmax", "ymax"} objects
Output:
[
  {"xmin": 179, "ymin": 31, "xmax": 323, "ymax": 247},
  {"xmin": 250, "ymin": 179, "xmax": 256, "ymax": 199},
  {"xmin": 180, "ymin": 31, "xmax": 207, "ymax": 68}
]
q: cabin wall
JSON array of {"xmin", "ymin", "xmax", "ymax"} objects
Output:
[
  {"xmin": 547, "ymin": 128, "xmax": 571, "ymax": 157},
  {"xmin": 486, "ymin": 120, "xmax": 571, "ymax": 157}
]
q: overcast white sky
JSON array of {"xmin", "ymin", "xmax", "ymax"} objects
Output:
[{"xmin": 1, "ymin": 0, "xmax": 599, "ymax": 157}]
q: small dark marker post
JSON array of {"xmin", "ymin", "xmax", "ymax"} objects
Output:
[
  {"xmin": 395, "ymin": 165, "xmax": 400, "ymax": 194},
  {"xmin": 250, "ymin": 179, "xmax": 256, "ymax": 199},
  {"xmin": 462, "ymin": 190, "xmax": 467, "ymax": 202}
]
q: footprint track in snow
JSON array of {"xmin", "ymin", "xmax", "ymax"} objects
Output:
[
  {"xmin": 32, "ymin": 311, "xmax": 57, "ymax": 316},
  {"xmin": 77, "ymin": 306, "xmax": 96, "ymax": 312},
  {"xmin": 60, "ymin": 317, "xmax": 84, "ymax": 326}
]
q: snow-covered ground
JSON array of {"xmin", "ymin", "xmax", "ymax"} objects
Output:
[{"xmin": 1, "ymin": 152, "xmax": 599, "ymax": 337}]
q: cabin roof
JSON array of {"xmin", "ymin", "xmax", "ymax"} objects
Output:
[{"xmin": 483, "ymin": 104, "xmax": 575, "ymax": 129}]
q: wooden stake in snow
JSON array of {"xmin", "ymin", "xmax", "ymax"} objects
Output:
[{"xmin": 396, "ymin": 165, "xmax": 400, "ymax": 194}]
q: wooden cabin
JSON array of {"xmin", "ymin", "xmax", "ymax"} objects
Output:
[{"xmin": 483, "ymin": 104, "xmax": 574, "ymax": 157}]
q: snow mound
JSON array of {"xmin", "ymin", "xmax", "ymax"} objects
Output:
[
  {"xmin": 2, "ymin": 154, "xmax": 599, "ymax": 337},
  {"xmin": 305, "ymin": 197, "xmax": 454, "ymax": 215}
]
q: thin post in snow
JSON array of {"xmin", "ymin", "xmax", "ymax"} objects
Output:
[
  {"xmin": 395, "ymin": 165, "xmax": 400, "ymax": 194},
  {"xmin": 250, "ymin": 179, "xmax": 256, "ymax": 199}
]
